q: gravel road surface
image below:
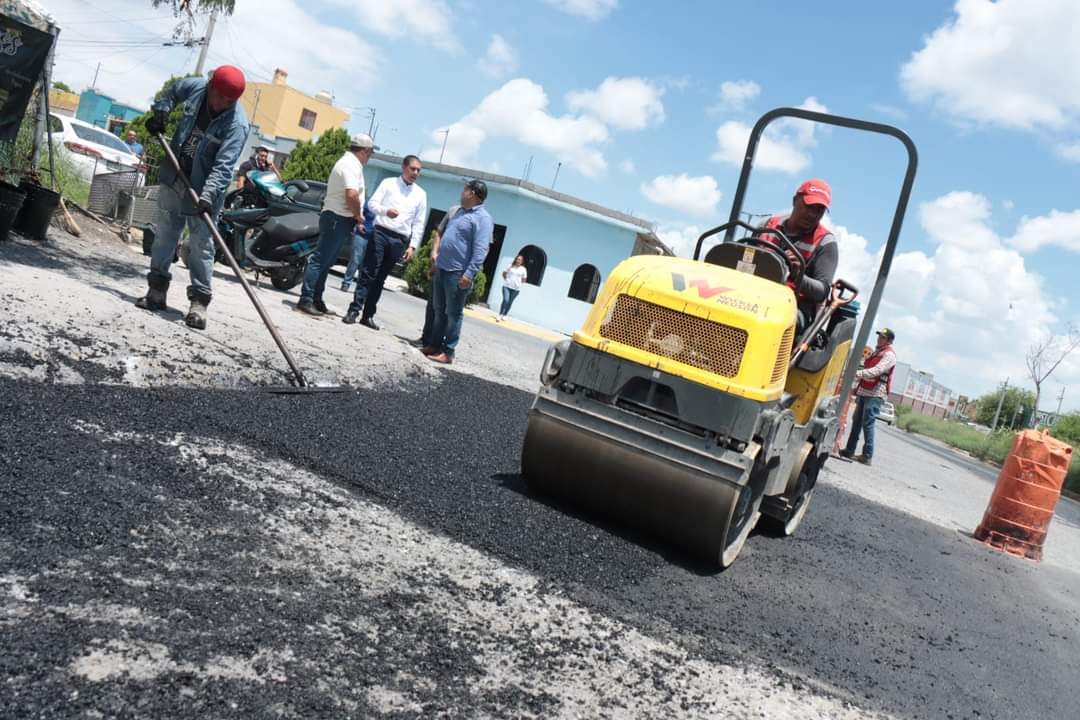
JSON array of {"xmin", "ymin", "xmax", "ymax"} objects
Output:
[{"xmin": 2, "ymin": 224, "xmax": 1078, "ymax": 719}]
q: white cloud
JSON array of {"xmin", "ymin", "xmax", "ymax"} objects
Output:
[
  {"xmin": 715, "ymin": 80, "xmax": 761, "ymax": 112},
  {"xmin": 334, "ymin": 0, "xmax": 458, "ymax": 51},
  {"xmin": 655, "ymin": 224, "xmax": 704, "ymax": 258},
  {"xmin": 619, "ymin": 159, "xmax": 636, "ymax": 174},
  {"xmin": 900, "ymin": 192, "xmax": 1056, "ymax": 389},
  {"xmin": 542, "ymin": 0, "xmax": 618, "ymax": 21},
  {"xmin": 566, "ymin": 77, "xmax": 665, "ymax": 131},
  {"xmin": 478, "ymin": 34, "xmax": 518, "ymax": 79},
  {"xmin": 423, "ymin": 76, "xmax": 665, "ymax": 177},
  {"xmin": 1055, "ymin": 141, "xmax": 1080, "ymax": 162},
  {"xmin": 420, "ymin": 78, "xmax": 609, "ymax": 176},
  {"xmin": 640, "ymin": 174, "xmax": 722, "ymax": 218},
  {"xmin": 710, "ymin": 97, "xmax": 828, "ymax": 174},
  {"xmin": 900, "ymin": 0, "xmax": 1080, "ymax": 131},
  {"xmin": 1008, "ymin": 209, "xmax": 1080, "ymax": 253},
  {"xmin": 49, "ymin": 0, "xmax": 379, "ymax": 111},
  {"xmin": 712, "ymin": 121, "xmax": 809, "ymax": 174}
]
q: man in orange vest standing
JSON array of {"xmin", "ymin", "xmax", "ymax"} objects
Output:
[
  {"xmin": 840, "ymin": 328, "xmax": 897, "ymax": 465},
  {"xmin": 758, "ymin": 178, "xmax": 837, "ymax": 334}
]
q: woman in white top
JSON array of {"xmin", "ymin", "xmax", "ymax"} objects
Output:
[{"xmin": 498, "ymin": 255, "xmax": 528, "ymax": 321}]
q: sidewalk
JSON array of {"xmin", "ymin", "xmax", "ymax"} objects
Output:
[{"xmin": 383, "ymin": 275, "xmax": 567, "ymax": 346}]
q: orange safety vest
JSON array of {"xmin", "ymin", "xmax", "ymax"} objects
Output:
[
  {"xmin": 858, "ymin": 346, "xmax": 895, "ymax": 395},
  {"xmin": 761, "ymin": 216, "xmax": 832, "ymax": 299}
]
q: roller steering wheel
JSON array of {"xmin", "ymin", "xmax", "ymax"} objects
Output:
[
  {"xmin": 694, "ymin": 220, "xmax": 806, "ymax": 289},
  {"xmin": 737, "ymin": 231, "xmax": 805, "ymax": 289}
]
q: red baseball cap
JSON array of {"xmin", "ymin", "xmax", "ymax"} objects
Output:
[
  {"xmin": 209, "ymin": 65, "xmax": 246, "ymax": 100},
  {"xmin": 796, "ymin": 178, "xmax": 832, "ymax": 209}
]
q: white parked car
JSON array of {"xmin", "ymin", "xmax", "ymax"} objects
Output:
[
  {"xmin": 47, "ymin": 113, "xmax": 144, "ymax": 181},
  {"xmin": 879, "ymin": 401, "xmax": 897, "ymax": 425}
]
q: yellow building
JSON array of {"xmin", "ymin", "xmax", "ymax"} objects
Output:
[
  {"xmin": 239, "ymin": 68, "xmax": 351, "ymax": 142},
  {"xmin": 48, "ymin": 88, "xmax": 80, "ymax": 117}
]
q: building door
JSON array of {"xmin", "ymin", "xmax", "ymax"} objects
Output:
[{"xmin": 480, "ymin": 224, "xmax": 506, "ymax": 304}]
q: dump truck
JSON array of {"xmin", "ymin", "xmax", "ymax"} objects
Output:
[{"xmin": 521, "ymin": 108, "xmax": 918, "ymax": 567}]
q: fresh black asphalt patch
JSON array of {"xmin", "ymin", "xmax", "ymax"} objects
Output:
[{"xmin": 2, "ymin": 374, "xmax": 1077, "ymax": 718}]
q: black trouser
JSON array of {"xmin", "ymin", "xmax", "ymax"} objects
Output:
[{"xmin": 348, "ymin": 225, "xmax": 405, "ymax": 318}]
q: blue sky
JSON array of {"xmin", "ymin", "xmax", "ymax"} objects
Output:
[{"xmin": 49, "ymin": 0, "xmax": 1080, "ymax": 411}]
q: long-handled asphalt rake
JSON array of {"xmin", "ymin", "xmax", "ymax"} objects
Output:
[{"xmin": 156, "ymin": 133, "xmax": 348, "ymax": 394}]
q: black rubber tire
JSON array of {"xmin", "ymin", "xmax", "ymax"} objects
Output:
[
  {"xmin": 270, "ymin": 264, "xmax": 305, "ymax": 291},
  {"xmin": 760, "ymin": 445, "xmax": 819, "ymax": 537}
]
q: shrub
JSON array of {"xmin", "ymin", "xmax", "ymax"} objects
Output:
[
  {"xmin": 281, "ymin": 128, "xmax": 351, "ymax": 182},
  {"xmin": 402, "ymin": 232, "xmax": 487, "ymax": 306}
]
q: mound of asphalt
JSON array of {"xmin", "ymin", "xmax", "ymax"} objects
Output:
[{"xmin": 2, "ymin": 375, "xmax": 1077, "ymax": 719}]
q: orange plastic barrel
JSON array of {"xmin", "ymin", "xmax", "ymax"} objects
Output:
[{"xmin": 973, "ymin": 430, "xmax": 1072, "ymax": 561}]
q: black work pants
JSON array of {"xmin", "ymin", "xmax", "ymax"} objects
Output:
[{"xmin": 348, "ymin": 226, "xmax": 405, "ymax": 318}]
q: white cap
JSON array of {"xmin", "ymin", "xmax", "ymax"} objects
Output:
[{"xmin": 349, "ymin": 133, "xmax": 379, "ymax": 150}]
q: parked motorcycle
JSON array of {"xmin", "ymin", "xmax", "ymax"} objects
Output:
[
  {"xmin": 217, "ymin": 171, "xmax": 325, "ymax": 264},
  {"xmin": 243, "ymin": 210, "xmax": 321, "ymax": 291}
]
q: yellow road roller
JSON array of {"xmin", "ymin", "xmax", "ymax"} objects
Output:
[{"xmin": 521, "ymin": 108, "xmax": 918, "ymax": 567}]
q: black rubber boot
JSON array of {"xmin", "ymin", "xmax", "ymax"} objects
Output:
[
  {"xmin": 185, "ymin": 288, "xmax": 211, "ymax": 330},
  {"xmin": 135, "ymin": 273, "xmax": 169, "ymax": 311}
]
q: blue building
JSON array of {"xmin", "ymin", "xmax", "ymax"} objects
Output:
[
  {"xmin": 76, "ymin": 89, "xmax": 145, "ymax": 133},
  {"xmin": 364, "ymin": 155, "xmax": 670, "ymax": 335}
]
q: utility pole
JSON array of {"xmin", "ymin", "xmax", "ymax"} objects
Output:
[
  {"xmin": 1055, "ymin": 387, "xmax": 1066, "ymax": 418},
  {"xmin": 551, "ymin": 161, "xmax": 562, "ymax": 190},
  {"xmin": 250, "ymin": 89, "xmax": 261, "ymax": 125},
  {"xmin": 193, "ymin": 8, "xmax": 218, "ymax": 76},
  {"xmin": 437, "ymin": 129, "xmax": 450, "ymax": 164},
  {"xmin": 91, "ymin": 61, "xmax": 101, "ymax": 90},
  {"xmin": 367, "ymin": 108, "xmax": 376, "ymax": 136},
  {"xmin": 990, "ymin": 378, "xmax": 1009, "ymax": 432}
]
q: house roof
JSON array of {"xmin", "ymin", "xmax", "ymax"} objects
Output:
[{"xmin": 368, "ymin": 153, "xmax": 672, "ymax": 255}]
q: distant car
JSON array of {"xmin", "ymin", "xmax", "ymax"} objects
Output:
[
  {"xmin": 880, "ymin": 401, "xmax": 897, "ymax": 425},
  {"xmin": 48, "ymin": 113, "xmax": 143, "ymax": 181}
]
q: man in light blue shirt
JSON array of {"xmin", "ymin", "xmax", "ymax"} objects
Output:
[{"xmin": 422, "ymin": 179, "xmax": 493, "ymax": 364}]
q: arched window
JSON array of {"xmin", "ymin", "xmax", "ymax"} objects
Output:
[
  {"xmin": 517, "ymin": 245, "xmax": 547, "ymax": 286},
  {"xmin": 568, "ymin": 264, "xmax": 601, "ymax": 303}
]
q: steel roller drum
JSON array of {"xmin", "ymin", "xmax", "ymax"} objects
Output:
[{"xmin": 521, "ymin": 412, "xmax": 758, "ymax": 566}]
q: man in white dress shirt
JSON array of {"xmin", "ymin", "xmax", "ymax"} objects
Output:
[
  {"xmin": 344, "ymin": 155, "xmax": 427, "ymax": 329},
  {"xmin": 297, "ymin": 133, "xmax": 376, "ymax": 316}
]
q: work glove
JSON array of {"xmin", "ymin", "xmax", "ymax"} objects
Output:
[
  {"xmin": 145, "ymin": 110, "xmax": 168, "ymax": 136},
  {"xmin": 197, "ymin": 194, "xmax": 214, "ymax": 215}
]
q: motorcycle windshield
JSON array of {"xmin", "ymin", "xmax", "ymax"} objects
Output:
[{"xmin": 249, "ymin": 170, "xmax": 287, "ymax": 198}]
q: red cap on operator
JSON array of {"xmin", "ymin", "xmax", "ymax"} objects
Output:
[
  {"xmin": 209, "ymin": 65, "xmax": 246, "ymax": 100},
  {"xmin": 796, "ymin": 178, "xmax": 832, "ymax": 209}
]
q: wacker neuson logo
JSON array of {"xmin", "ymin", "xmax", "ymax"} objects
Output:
[{"xmin": 670, "ymin": 273, "xmax": 759, "ymax": 314}]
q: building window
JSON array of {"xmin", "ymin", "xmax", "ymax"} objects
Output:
[
  {"xmin": 517, "ymin": 245, "xmax": 547, "ymax": 286},
  {"xmin": 568, "ymin": 264, "xmax": 601, "ymax": 303},
  {"xmin": 299, "ymin": 108, "xmax": 317, "ymax": 131}
]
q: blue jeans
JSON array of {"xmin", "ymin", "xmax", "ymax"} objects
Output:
[
  {"xmin": 421, "ymin": 293, "xmax": 436, "ymax": 346},
  {"xmin": 300, "ymin": 211, "xmax": 355, "ymax": 302},
  {"xmin": 348, "ymin": 226, "xmax": 405, "ymax": 317},
  {"xmin": 342, "ymin": 231, "xmax": 369, "ymax": 286},
  {"xmin": 845, "ymin": 395, "xmax": 883, "ymax": 459},
  {"xmin": 499, "ymin": 286, "xmax": 520, "ymax": 316},
  {"xmin": 149, "ymin": 182, "xmax": 214, "ymax": 300},
  {"xmin": 429, "ymin": 269, "xmax": 471, "ymax": 356}
]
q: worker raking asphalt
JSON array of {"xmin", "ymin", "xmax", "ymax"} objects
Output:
[{"xmin": 2, "ymin": 373, "xmax": 1077, "ymax": 719}]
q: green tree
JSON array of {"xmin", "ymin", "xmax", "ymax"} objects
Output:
[
  {"xmin": 125, "ymin": 74, "xmax": 197, "ymax": 183},
  {"xmin": 280, "ymin": 128, "xmax": 351, "ymax": 182},
  {"xmin": 975, "ymin": 387, "xmax": 1037, "ymax": 430},
  {"xmin": 51, "ymin": 81, "xmax": 73, "ymax": 93},
  {"xmin": 151, "ymin": 0, "xmax": 236, "ymax": 14},
  {"xmin": 1051, "ymin": 412, "xmax": 1080, "ymax": 446},
  {"xmin": 403, "ymin": 230, "xmax": 488, "ymax": 306}
]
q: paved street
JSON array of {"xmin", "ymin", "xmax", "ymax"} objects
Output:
[{"xmin": 3, "ymin": 227, "xmax": 1079, "ymax": 719}]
